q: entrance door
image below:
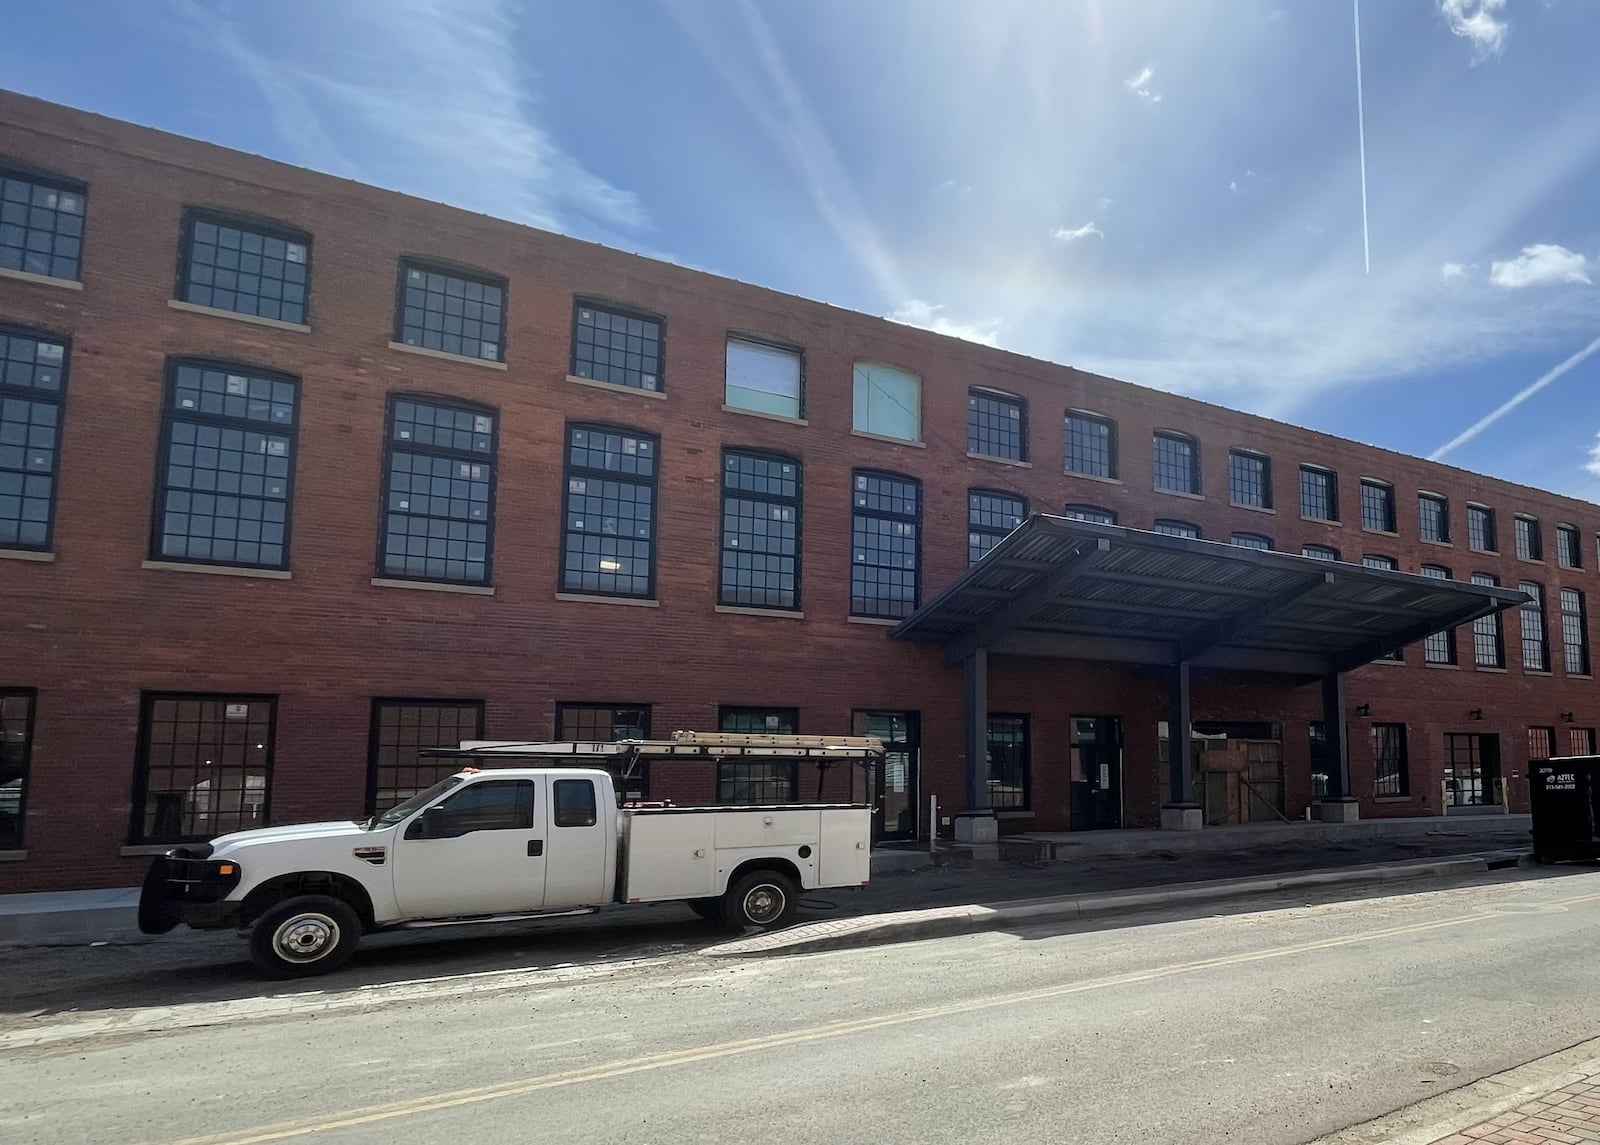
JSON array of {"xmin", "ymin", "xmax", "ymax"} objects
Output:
[
  {"xmin": 1071, "ymin": 716, "xmax": 1123, "ymax": 829},
  {"xmin": 393, "ymin": 778, "xmax": 547, "ymax": 917},
  {"xmin": 1445, "ymin": 732, "xmax": 1502, "ymax": 808},
  {"xmin": 854, "ymin": 711, "xmax": 919, "ymax": 841}
]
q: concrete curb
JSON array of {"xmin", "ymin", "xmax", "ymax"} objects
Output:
[{"xmin": 705, "ymin": 850, "xmax": 1531, "ymax": 957}]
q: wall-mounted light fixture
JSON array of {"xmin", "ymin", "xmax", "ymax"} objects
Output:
[
  {"xmin": 1561, "ymin": 711, "xmax": 1576, "ymax": 723},
  {"xmin": 1469, "ymin": 708, "xmax": 1484, "ymax": 721},
  {"xmin": 1355, "ymin": 703, "xmax": 1371, "ymax": 717}
]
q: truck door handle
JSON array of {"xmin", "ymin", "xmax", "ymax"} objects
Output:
[{"xmin": 527, "ymin": 839, "xmax": 544, "ymax": 857}]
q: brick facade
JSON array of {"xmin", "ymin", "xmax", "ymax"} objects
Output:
[{"xmin": 1, "ymin": 91, "xmax": 1594, "ymax": 892}]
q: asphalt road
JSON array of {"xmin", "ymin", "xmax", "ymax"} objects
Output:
[{"xmin": 7, "ymin": 866, "xmax": 1600, "ymax": 1145}]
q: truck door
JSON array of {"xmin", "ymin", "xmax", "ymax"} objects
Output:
[
  {"xmin": 542, "ymin": 776, "xmax": 610, "ymax": 907},
  {"xmin": 393, "ymin": 778, "xmax": 547, "ymax": 918}
]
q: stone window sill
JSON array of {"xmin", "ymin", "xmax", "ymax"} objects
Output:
[
  {"xmin": 850, "ymin": 429, "xmax": 926, "ymax": 449},
  {"xmin": 372, "ymin": 577, "xmax": 494, "ymax": 596},
  {"xmin": 1423, "ymin": 661, "xmax": 1461, "ymax": 670},
  {"xmin": 1362, "ymin": 526, "xmax": 1400, "ymax": 538},
  {"xmin": 0, "ymin": 548, "xmax": 54, "ymax": 563},
  {"xmin": 1420, "ymin": 537, "xmax": 1454, "ymax": 549},
  {"xmin": 721, "ymin": 403, "xmax": 806, "ymax": 426},
  {"xmin": 1069, "ymin": 472, "xmax": 1122, "ymax": 486},
  {"xmin": 0, "ymin": 266, "xmax": 82, "ymax": 291},
  {"xmin": 1300, "ymin": 514, "xmax": 1341, "ymax": 527},
  {"xmin": 168, "ymin": 299, "xmax": 310, "ymax": 333},
  {"xmin": 847, "ymin": 615, "xmax": 900, "ymax": 626},
  {"xmin": 966, "ymin": 452, "xmax": 1032, "ymax": 469},
  {"xmin": 1231, "ymin": 501, "xmax": 1275, "ymax": 515},
  {"xmin": 142, "ymin": 560, "xmax": 291, "ymax": 580},
  {"xmin": 715, "ymin": 604, "xmax": 804, "ymax": 619},
  {"xmin": 1154, "ymin": 486, "xmax": 1204, "ymax": 501},
  {"xmin": 555, "ymin": 592, "xmax": 659, "ymax": 608},
  {"xmin": 568, "ymin": 373, "xmax": 666, "ymax": 399},
  {"xmin": 0, "ymin": 850, "xmax": 26, "ymax": 862},
  {"xmin": 387, "ymin": 341, "xmax": 507, "ymax": 370},
  {"xmin": 1474, "ymin": 665, "xmax": 1508, "ymax": 673}
]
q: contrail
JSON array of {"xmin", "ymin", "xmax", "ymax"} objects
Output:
[
  {"xmin": 1353, "ymin": 0, "xmax": 1370, "ymax": 275},
  {"xmin": 1429, "ymin": 334, "xmax": 1600, "ymax": 460}
]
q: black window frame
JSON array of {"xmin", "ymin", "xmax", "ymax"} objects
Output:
[
  {"xmin": 0, "ymin": 687, "xmax": 36, "ymax": 849},
  {"xmin": 1418, "ymin": 493, "xmax": 1450, "ymax": 544},
  {"xmin": 175, "ymin": 208, "xmax": 312, "ymax": 326},
  {"xmin": 1419, "ymin": 564, "xmax": 1457, "ymax": 665},
  {"xmin": 719, "ymin": 448, "xmax": 802, "ymax": 610},
  {"xmin": 556, "ymin": 702, "xmax": 652, "ymax": 801},
  {"xmin": 571, "ymin": 298, "xmax": 665, "ymax": 393},
  {"xmin": 968, "ymin": 488, "xmax": 1027, "ymax": 565},
  {"xmin": 1298, "ymin": 465, "xmax": 1338, "ymax": 522},
  {"xmin": 560, "ymin": 423, "xmax": 660, "ymax": 599},
  {"xmin": 150, "ymin": 357, "xmax": 300, "ymax": 571},
  {"xmin": 1154, "ymin": 519, "xmax": 1201, "ymax": 538},
  {"xmin": 850, "ymin": 469, "xmax": 921, "ymax": 620},
  {"xmin": 1519, "ymin": 580, "xmax": 1549, "ymax": 672},
  {"xmin": 1064, "ymin": 504, "xmax": 1117, "ymax": 525},
  {"xmin": 1471, "ymin": 573, "xmax": 1506, "ymax": 668},
  {"xmin": 378, "ymin": 394, "xmax": 498, "ymax": 586},
  {"xmin": 1557, "ymin": 524, "xmax": 1583, "ymax": 570},
  {"xmin": 987, "ymin": 713, "xmax": 1031, "ymax": 812},
  {"xmin": 1228, "ymin": 449, "xmax": 1272, "ymax": 509},
  {"xmin": 1371, "ymin": 723, "xmax": 1409, "ymax": 797},
  {"xmin": 1515, "ymin": 515, "xmax": 1542, "ymax": 561},
  {"xmin": 131, "ymin": 692, "xmax": 276, "ymax": 845},
  {"xmin": 1152, "ymin": 431, "xmax": 1200, "ymax": 495},
  {"xmin": 966, "ymin": 387, "xmax": 1027, "ymax": 462},
  {"xmin": 0, "ymin": 323, "xmax": 69, "ymax": 552},
  {"xmin": 1468, "ymin": 504, "xmax": 1497, "ymax": 553},
  {"xmin": 1230, "ymin": 532, "xmax": 1271, "ymax": 550},
  {"xmin": 1301, "ymin": 544, "xmax": 1339, "ymax": 561},
  {"xmin": 0, "ymin": 163, "xmax": 87, "ymax": 282},
  {"xmin": 716, "ymin": 706, "xmax": 801, "ymax": 804},
  {"xmin": 394, "ymin": 258, "xmax": 507, "ymax": 363},
  {"xmin": 1561, "ymin": 587, "xmax": 1590, "ymax": 676},
  {"xmin": 1360, "ymin": 479, "xmax": 1396, "ymax": 533},
  {"xmin": 1064, "ymin": 410, "xmax": 1117, "ymax": 479},
  {"xmin": 366, "ymin": 698, "xmax": 487, "ymax": 816}
]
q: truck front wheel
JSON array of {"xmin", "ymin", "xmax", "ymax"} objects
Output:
[
  {"xmin": 248, "ymin": 894, "xmax": 362, "ymax": 979},
  {"xmin": 719, "ymin": 871, "xmax": 800, "ymax": 931}
]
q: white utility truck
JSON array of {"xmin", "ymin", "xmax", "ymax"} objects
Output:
[{"xmin": 138, "ymin": 732, "xmax": 880, "ymax": 978}]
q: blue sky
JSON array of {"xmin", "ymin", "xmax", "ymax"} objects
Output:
[{"xmin": 6, "ymin": 0, "xmax": 1600, "ymax": 498}]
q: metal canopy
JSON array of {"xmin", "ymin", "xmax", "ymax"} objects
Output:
[{"xmin": 890, "ymin": 515, "xmax": 1529, "ymax": 677}]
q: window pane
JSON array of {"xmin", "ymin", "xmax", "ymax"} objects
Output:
[
  {"xmin": 852, "ymin": 363, "xmax": 920, "ymax": 441},
  {"xmin": 1231, "ymin": 533, "xmax": 1270, "ymax": 550},
  {"xmin": 553, "ymin": 779, "xmax": 598, "ymax": 828},
  {"xmin": 0, "ymin": 689, "xmax": 35, "ymax": 848},
  {"xmin": 0, "ymin": 171, "xmax": 84, "ymax": 281},
  {"xmin": 967, "ymin": 390, "xmax": 1025, "ymax": 460},
  {"xmin": 1419, "ymin": 564, "xmax": 1456, "ymax": 664},
  {"xmin": 1516, "ymin": 516, "xmax": 1542, "ymax": 561},
  {"xmin": 1065, "ymin": 413, "xmax": 1115, "ymax": 478},
  {"xmin": 0, "ymin": 329, "xmax": 68, "ymax": 550},
  {"xmin": 398, "ymin": 263, "xmax": 505, "ymax": 362},
  {"xmin": 1418, "ymin": 495, "xmax": 1449, "ymax": 543},
  {"xmin": 1360, "ymin": 481, "xmax": 1395, "ymax": 532},
  {"xmin": 720, "ymin": 451, "xmax": 801, "ymax": 608},
  {"xmin": 1371, "ymin": 723, "xmax": 1408, "ymax": 796},
  {"xmin": 368, "ymin": 700, "xmax": 484, "ymax": 813},
  {"xmin": 1299, "ymin": 467, "xmax": 1337, "ymax": 521},
  {"xmin": 1468, "ymin": 505, "xmax": 1496, "ymax": 552},
  {"xmin": 380, "ymin": 397, "xmax": 497, "ymax": 585},
  {"xmin": 1229, "ymin": 451, "xmax": 1270, "ymax": 508},
  {"xmin": 562, "ymin": 425, "xmax": 658, "ymax": 598},
  {"xmin": 555, "ymin": 704, "xmax": 651, "ymax": 798},
  {"xmin": 987, "ymin": 715, "xmax": 1029, "ymax": 811},
  {"xmin": 572, "ymin": 302, "xmax": 662, "ymax": 391},
  {"xmin": 1528, "ymin": 726, "xmax": 1554, "ymax": 762},
  {"xmin": 851, "ymin": 471, "xmax": 920, "ymax": 618},
  {"xmin": 725, "ymin": 339, "xmax": 800, "ymax": 418},
  {"xmin": 182, "ymin": 216, "xmax": 309, "ymax": 324},
  {"xmin": 1520, "ymin": 581, "xmax": 1548, "ymax": 671},
  {"xmin": 1301, "ymin": 545, "xmax": 1338, "ymax": 560},
  {"xmin": 1155, "ymin": 520, "xmax": 1199, "ymax": 538},
  {"xmin": 1471, "ymin": 573, "xmax": 1504, "ymax": 668},
  {"xmin": 969, "ymin": 490, "xmax": 1026, "ymax": 564},
  {"xmin": 1065, "ymin": 504, "xmax": 1116, "ymax": 525},
  {"xmin": 1557, "ymin": 525, "xmax": 1582, "ymax": 569},
  {"xmin": 137, "ymin": 694, "xmax": 273, "ymax": 842},
  {"xmin": 1152, "ymin": 433, "xmax": 1197, "ymax": 494},
  {"xmin": 1561, "ymin": 587, "xmax": 1589, "ymax": 676}
]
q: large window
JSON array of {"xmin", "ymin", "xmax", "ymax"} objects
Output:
[
  {"xmin": 987, "ymin": 714, "xmax": 1030, "ymax": 811},
  {"xmin": 178, "ymin": 213, "xmax": 309, "ymax": 325},
  {"xmin": 1418, "ymin": 493, "xmax": 1450, "ymax": 544},
  {"xmin": 852, "ymin": 363, "xmax": 920, "ymax": 442},
  {"xmin": 1515, "ymin": 515, "xmax": 1542, "ymax": 561},
  {"xmin": 1231, "ymin": 532, "xmax": 1271, "ymax": 550},
  {"xmin": 967, "ymin": 389, "xmax": 1025, "ymax": 461},
  {"xmin": 1520, "ymin": 581, "xmax": 1549, "ymax": 671},
  {"xmin": 720, "ymin": 450, "xmax": 801, "ymax": 609},
  {"xmin": 1371, "ymin": 723, "xmax": 1408, "ymax": 797},
  {"xmin": 1228, "ymin": 449, "xmax": 1271, "ymax": 508},
  {"xmin": 154, "ymin": 361, "xmax": 297, "ymax": 569},
  {"xmin": 396, "ymin": 261, "xmax": 505, "ymax": 363},
  {"xmin": 1155, "ymin": 519, "xmax": 1200, "ymax": 538},
  {"xmin": 367, "ymin": 700, "xmax": 485, "ymax": 814},
  {"xmin": 381, "ymin": 397, "xmax": 496, "ymax": 585},
  {"xmin": 851, "ymin": 471, "xmax": 920, "ymax": 618},
  {"xmin": 1570, "ymin": 727, "xmax": 1597, "ymax": 757},
  {"xmin": 717, "ymin": 707, "xmax": 800, "ymax": 804},
  {"xmin": 1468, "ymin": 504, "xmax": 1496, "ymax": 553},
  {"xmin": 1529, "ymin": 726, "xmax": 1555, "ymax": 762},
  {"xmin": 1064, "ymin": 411, "xmax": 1116, "ymax": 479},
  {"xmin": 1557, "ymin": 524, "xmax": 1582, "ymax": 569},
  {"xmin": 1471, "ymin": 573, "xmax": 1505, "ymax": 668},
  {"xmin": 572, "ymin": 300, "xmax": 662, "ymax": 391},
  {"xmin": 0, "ymin": 167, "xmax": 85, "ymax": 281},
  {"xmin": 1419, "ymin": 565, "xmax": 1457, "ymax": 664},
  {"xmin": 557, "ymin": 703, "xmax": 652, "ymax": 800},
  {"xmin": 725, "ymin": 337, "xmax": 801, "ymax": 419},
  {"xmin": 969, "ymin": 490, "xmax": 1026, "ymax": 565},
  {"xmin": 1065, "ymin": 504, "xmax": 1117, "ymax": 525},
  {"xmin": 0, "ymin": 327, "xmax": 66, "ymax": 551},
  {"xmin": 133, "ymin": 694, "xmax": 274, "ymax": 843},
  {"xmin": 0, "ymin": 689, "xmax": 35, "ymax": 849},
  {"xmin": 1364, "ymin": 555, "xmax": 1402, "ymax": 660},
  {"xmin": 1360, "ymin": 480, "xmax": 1395, "ymax": 532},
  {"xmin": 1561, "ymin": 587, "xmax": 1590, "ymax": 676},
  {"xmin": 1153, "ymin": 432, "xmax": 1199, "ymax": 494},
  {"xmin": 1299, "ymin": 466, "xmax": 1338, "ymax": 522},
  {"xmin": 561, "ymin": 425, "xmax": 658, "ymax": 598},
  {"xmin": 1301, "ymin": 545, "xmax": 1339, "ymax": 561}
]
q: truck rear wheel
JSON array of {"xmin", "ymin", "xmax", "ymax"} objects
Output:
[
  {"xmin": 248, "ymin": 894, "xmax": 361, "ymax": 979},
  {"xmin": 719, "ymin": 871, "xmax": 800, "ymax": 931}
]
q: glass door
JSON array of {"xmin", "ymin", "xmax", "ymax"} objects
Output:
[
  {"xmin": 1445, "ymin": 733, "xmax": 1501, "ymax": 806},
  {"xmin": 1070, "ymin": 716, "xmax": 1123, "ymax": 829},
  {"xmin": 853, "ymin": 711, "xmax": 919, "ymax": 842}
]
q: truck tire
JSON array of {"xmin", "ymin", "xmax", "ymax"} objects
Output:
[
  {"xmin": 719, "ymin": 870, "xmax": 800, "ymax": 931},
  {"xmin": 248, "ymin": 894, "xmax": 362, "ymax": 979}
]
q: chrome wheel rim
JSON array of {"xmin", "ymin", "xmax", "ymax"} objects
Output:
[
  {"xmin": 743, "ymin": 884, "xmax": 784, "ymax": 924},
  {"xmin": 273, "ymin": 912, "xmax": 339, "ymax": 962}
]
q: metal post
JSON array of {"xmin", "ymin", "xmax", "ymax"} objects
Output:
[
  {"xmin": 963, "ymin": 649, "xmax": 989, "ymax": 810},
  {"xmin": 1319, "ymin": 672, "xmax": 1359, "ymax": 822},
  {"xmin": 1167, "ymin": 660, "xmax": 1193, "ymax": 804},
  {"xmin": 929, "ymin": 794, "xmax": 938, "ymax": 852}
]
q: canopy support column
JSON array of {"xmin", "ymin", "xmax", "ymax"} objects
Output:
[{"xmin": 1162, "ymin": 659, "xmax": 1202, "ymax": 830}]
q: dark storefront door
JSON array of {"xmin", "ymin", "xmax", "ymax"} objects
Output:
[
  {"xmin": 1445, "ymin": 732, "xmax": 1502, "ymax": 808},
  {"xmin": 854, "ymin": 711, "xmax": 920, "ymax": 842},
  {"xmin": 1070, "ymin": 716, "xmax": 1123, "ymax": 829}
]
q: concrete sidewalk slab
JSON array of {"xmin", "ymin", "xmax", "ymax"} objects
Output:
[{"xmin": 705, "ymin": 850, "xmax": 1531, "ymax": 957}]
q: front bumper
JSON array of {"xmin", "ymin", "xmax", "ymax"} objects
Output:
[{"xmin": 138, "ymin": 852, "xmax": 244, "ymax": 933}]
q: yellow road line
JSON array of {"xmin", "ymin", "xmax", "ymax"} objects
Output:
[{"xmin": 156, "ymin": 886, "xmax": 1600, "ymax": 1145}]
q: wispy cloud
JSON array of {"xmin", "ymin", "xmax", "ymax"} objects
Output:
[
  {"xmin": 1124, "ymin": 65, "xmax": 1162, "ymax": 104},
  {"xmin": 1489, "ymin": 243, "xmax": 1592, "ymax": 288},
  {"xmin": 1430, "ymin": 334, "xmax": 1600, "ymax": 460},
  {"xmin": 172, "ymin": 0, "xmax": 643, "ymax": 234},
  {"xmin": 1439, "ymin": 0, "xmax": 1510, "ymax": 64},
  {"xmin": 1228, "ymin": 170, "xmax": 1264, "ymax": 194},
  {"xmin": 1051, "ymin": 222, "xmax": 1103, "ymax": 242},
  {"xmin": 888, "ymin": 300, "xmax": 1001, "ymax": 347},
  {"xmin": 1442, "ymin": 262, "xmax": 1469, "ymax": 280},
  {"xmin": 1586, "ymin": 433, "xmax": 1600, "ymax": 479}
]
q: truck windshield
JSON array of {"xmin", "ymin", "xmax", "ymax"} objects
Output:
[{"xmin": 372, "ymin": 775, "xmax": 466, "ymax": 829}]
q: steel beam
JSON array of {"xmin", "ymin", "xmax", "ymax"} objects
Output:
[
  {"xmin": 947, "ymin": 538, "xmax": 1111, "ymax": 663},
  {"xmin": 1178, "ymin": 571, "xmax": 1331, "ymax": 660}
]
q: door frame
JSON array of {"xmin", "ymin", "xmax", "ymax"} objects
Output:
[{"xmin": 853, "ymin": 710, "xmax": 920, "ymax": 842}]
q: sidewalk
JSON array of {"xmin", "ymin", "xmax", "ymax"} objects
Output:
[{"xmin": 1433, "ymin": 1081, "xmax": 1600, "ymax": 1143}]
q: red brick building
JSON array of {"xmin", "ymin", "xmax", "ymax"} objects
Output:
[{"xmin": 1, "ymin": 91, "xmax": 1593, "ymax": 892}]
